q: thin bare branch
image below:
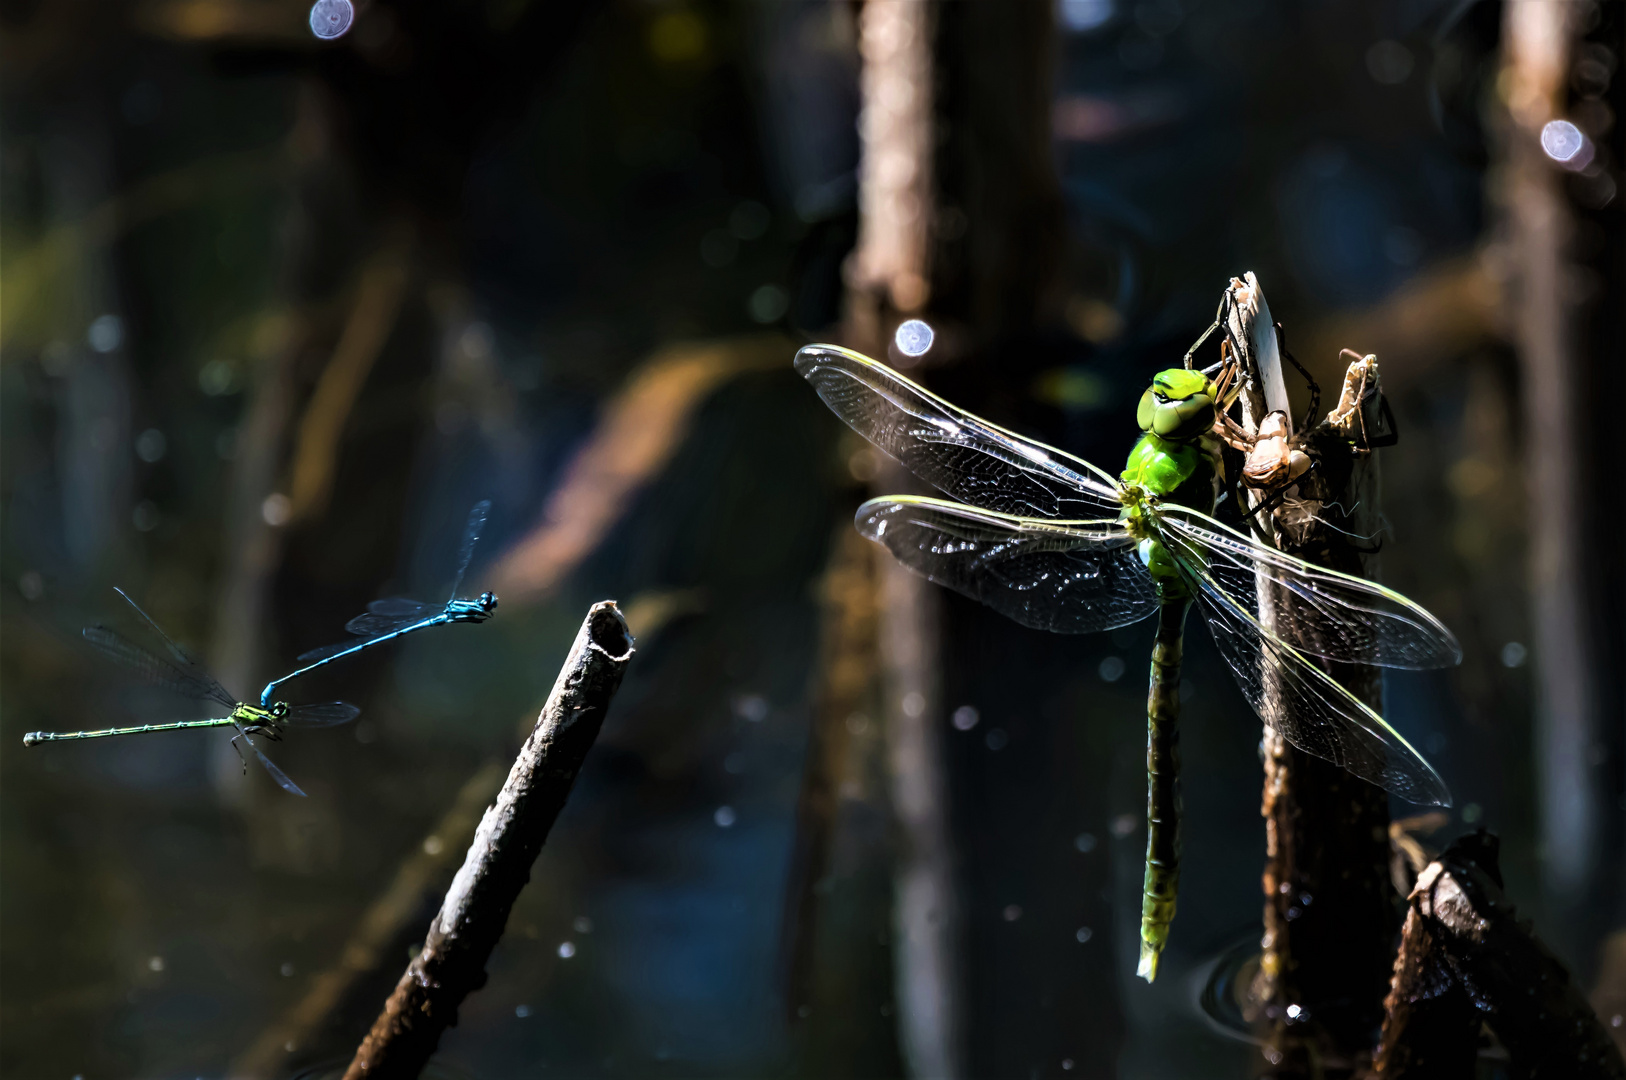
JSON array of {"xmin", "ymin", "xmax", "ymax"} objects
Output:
[{"xmin": 343, "ymin": 602, "xmax": 635, "ymax": 1078}]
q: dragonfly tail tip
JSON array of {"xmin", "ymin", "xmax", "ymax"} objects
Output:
[{"xmin": 1136, "ymin": 944, "xmax": 1161, "ymax": 983}]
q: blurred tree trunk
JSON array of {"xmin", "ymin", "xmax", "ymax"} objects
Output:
[
  {"xmin": 928, "ymin": 3, "xmax": 1066, "ymax": 346},
  {"xmin": 845, "ymin": 5, "xmax": 966, "ymax": 1077},
  {"xmin": 842, "ymin": 2, "xmax": 1109, "ymax": 1076},
  {"xmin": 1498, "ymin": 0, "xmax": 1624, "ymax": 969}
]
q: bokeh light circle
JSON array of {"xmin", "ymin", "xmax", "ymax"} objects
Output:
[
  {"xmin": 1540, "ymin": 120, "xmax": 1585, "ymax": 163},
  {"xmin": 894, "ymin": 319, "xmax": 935, "ymax": 358},
  {"xmin": 309, "ymin": 0, "xmax": 354, "ymax": 40}
]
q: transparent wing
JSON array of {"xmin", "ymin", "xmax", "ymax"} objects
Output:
[
  {"xmin": 448, "ymin": 499, "xmax": 491, "ymax": 601},
  {"xmin": 343, "ymin": 607, "xmax": 438, "ymax": 638},
  {"xmin": 1162, "ymin": 536, "xmax": 1451, "ymax": 806},
  {"xmin": 111, "ymin": 587, "xmax": 194, "ymax": 664},
  {"xmin": 367, "ymin": 597, "xmax": 437, "ymax": 618},
  {"xmin": 242, "ymin": 731, "xmax": 307, "ymax": 796},
  {"xmin": 796, "ymin": 344, "xmax": 1125, "ymax": 519},
  {"xmin": 292, "ymin": 598, "xmax": 439, "ymax": 661},
  {"xmin": 295, "ymin": 639, "xmax": 362, "ymax": 663},
  {"xmin": 857, "ymin": 496, "xmax": 1157, "ymax": 635},
  {"xmin": 283, "ymin": 702, "xmax": 362, "ymax": 728},
  {"xmin": 83, "ymin": 626, "xmax": 237, "ymax": 715},
  {"xmin": 1159, "ymin": 508, "xmax": 1461, "ymax": 670}
]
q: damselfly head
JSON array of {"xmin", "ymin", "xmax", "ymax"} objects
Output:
[
  {"xmin": 1138, "ymin": 369, "xmax": 1217, "ymax": 443},
  {"xmin": 270, "ymin": 701, "xmax": 290, "ymax": 720},
  {"xmin": 479, "ymin": 591, "xmax": 498, "ymax": 613}
]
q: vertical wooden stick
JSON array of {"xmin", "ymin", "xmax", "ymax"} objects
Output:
[
  {"xmin": 1230, "ymin": 278, "xmax": 1398, "ymax": 1074},
  {"xmin": 846, "ymin": 4, "xmax": 966, "ymax": 1077}
]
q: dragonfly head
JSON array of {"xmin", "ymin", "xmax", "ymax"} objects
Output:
[{"xmin": 1138, "ymin": 369, "xmax": 1217, "ymax": 443}]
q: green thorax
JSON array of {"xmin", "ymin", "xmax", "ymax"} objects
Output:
[
  {"xmin": 232, "ymin": 702, "xmax": 285, "ymax": 729},
  {"xmin": 1122, "ymin": 433, "xmax": 1210, "ymax": 502}
]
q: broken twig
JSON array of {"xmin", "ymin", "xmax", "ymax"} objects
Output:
[
  {"xmin": 1375, "ymin": 832, "xmax": 1626, "ymax": 1079},
  {"xmin": 343, "ymin": 601, "xmax": 635, "ymax": 1078}
]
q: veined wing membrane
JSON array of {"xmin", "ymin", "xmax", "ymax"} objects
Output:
[
  {"xmin": 1163, "ymin": 538, "xmax": 1451, "ymax": 806},
  {"xmin": 242, "ymin": 732, "xmax": 307, "ymax": 797},
  {"xmin": 83, "ymin": 627, "xmax": 237, "ymax": 715},
  {"xmin": 796, "ymin": 345, "xmax": 1124, "ymax": 520},
  {"xmin": 366, "ymin": 597, "xmax": 439, "ymax": 618},
  {"xmin": 1158, "ymin": 508, "xmax": 1461, "ymax": 670},
  {"xmin": 296, "ymin": 601, "xmax": 441, "ymax": 661},
  {"xmin": 343, "ymin": 606, "xmax": 438, "ymax": 638},
  {"xmin": 348, "ymin": 598, "xmax": 437, "ymax": 632},
  {"xmin": 283, "ymin": 702, "xmax": 362, "ymax": 728},
  {"xmin": 857, "ymin": 496, "xmax": 1157, "ymax": 635},
  {"xmin": 448, "ymin": 499, "xmax": 491, "ymax": 600}
]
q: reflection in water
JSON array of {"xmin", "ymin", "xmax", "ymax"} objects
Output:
[{"xmin": 1194, "ymin": 933, "xmax": 1266, "ymax": 1046}]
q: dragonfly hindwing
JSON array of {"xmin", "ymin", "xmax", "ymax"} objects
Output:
[
  {"xmin": 857, "ymin": 496, "xmax": 1157, "ymax": 635},
  {"xmin": 1158, "ymin": 523, "xmax": 1451, "ymax": 806}
]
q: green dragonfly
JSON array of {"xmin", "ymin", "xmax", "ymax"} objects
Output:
[
  {"xmin": 794, "ymin": 344, "xmax": 1458, "ymax": 982},
  {"xmin": 23, "ymin": 588, "xmax": 359, "ymax": 797}
]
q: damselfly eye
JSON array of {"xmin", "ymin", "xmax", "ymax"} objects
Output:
[
  {"xmin": 481, "ymin": 591, "xmax": 498, "ymax": 610},
  {"xmin": 272, "ymin": 702, "xmax": 289, "ymax": 719}
]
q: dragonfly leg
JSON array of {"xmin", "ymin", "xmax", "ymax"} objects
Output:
[
  {"xmin": 228, "ymin": 732, "xmax": 250, "ymax": 775},
  {"xmin": 1216, "ymin": 413, "xmax": 1255, "ymax": 453},
  {"xmin": 1273, "ymin": 322, "xmax": 1319, "ymax": 427},
  {"xmin": 1236, "ymin": 460, "xmax": 1319, "ymax": 542}
]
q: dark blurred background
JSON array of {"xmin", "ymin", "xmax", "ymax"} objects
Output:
[{"xmin": 1, "ymin": 0, "xmax": 1620, "ymax": 1077}]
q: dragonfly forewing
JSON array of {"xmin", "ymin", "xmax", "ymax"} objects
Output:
[
  {"xmin": 366, "ymin": 597, "xmax": 440, "ymax": 619},
  {"xmin": 1163, "ymin": 538, "xmax": 1451, "ymax": 806},
  {"xmin": 448, "ymin": 499, "xmax": 491, "ymax": 602},
  {"xmin": 796, "ymin": 344, "xmax": 1125, "ymax": 520},
  {"xmin": 1157, "ymin": 508, "xmax": 1461, "ymax": 670},
  {"xmin": 857, "ymin": 496, "xmax": 1158, "ymax": 635},
  {"xmin": 344, "ymin": 603, "xmax": 439, "ymax": 638},
  {"xmin": 83, "ymin": 626, "xmax": 238, "ymax": 715},
  {"xmin": 283, "ymin": 702, "xmax": 362, "ymax": 728}
]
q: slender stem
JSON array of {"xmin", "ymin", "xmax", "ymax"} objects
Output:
[
  {"xmin": 259, "ymin": 614, "xmax": 449, "ymax": 705},
  {"xmin": 1139, "ymin": 597, "xmax": 1190, "ymax": 982},
  {"xmin": 24, "ymin": 718, "xmax": 239, "ymax": 744}
]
